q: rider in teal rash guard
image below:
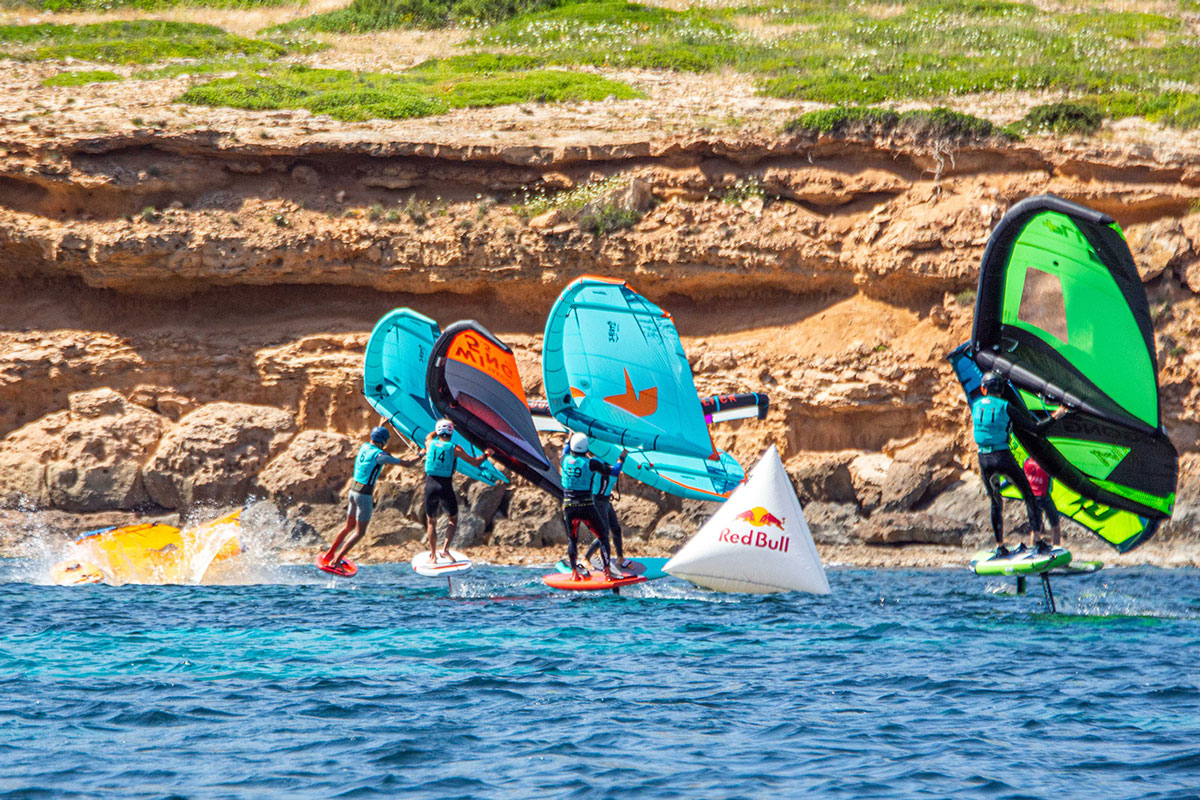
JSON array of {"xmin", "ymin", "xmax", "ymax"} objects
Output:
[
  {"xmin": 423, "ymin": 418, "xmax": 494, "ymax": 562},
  {"xmin": 972, "ymin": 371, "xmax": 1066, "ymax": 557},
  {"xmin": 323, "ymin": 425, "xmax": 422, "ymax": 570}
]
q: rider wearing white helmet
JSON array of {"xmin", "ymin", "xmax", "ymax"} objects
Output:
[
  {"xmin": 559, "ymin": 432, "xmax": 624, "ymax": 581},
  {"xmin": 423, "ymin": 418, "xmax": 494, "ymax": 561}
]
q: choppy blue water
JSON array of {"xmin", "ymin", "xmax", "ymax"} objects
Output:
[{"xmin": 1, "ymin": 564, "xmax": 1199, "ymax": 799}]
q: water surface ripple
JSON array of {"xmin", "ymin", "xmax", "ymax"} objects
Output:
[{"xmin": 0, "ymin": 565, "xmax": 1198, "ymax": 799}]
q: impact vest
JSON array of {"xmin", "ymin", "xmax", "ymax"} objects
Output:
[
  {"xmin": 561, "ymin": 452, "xmax": 594, "ymax": 494},
  {"xmin": 352, "ymin": 443, "xmax": 386, "ymax": 490},
  {"xmin": 971, "ymin": 395, "xmax": 1011, "ymax": 453},
  {"xmin": 592, "ymin": 466, "xmax": 615, "ymax": 498},
  {"xmin": 424, "ymin": 437, "xmax": 457, "ymax": 478}
]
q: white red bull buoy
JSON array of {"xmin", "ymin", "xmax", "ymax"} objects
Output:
[{"xmin": 664, "ymin": 445, "xmax": 830, "ymax": 594}]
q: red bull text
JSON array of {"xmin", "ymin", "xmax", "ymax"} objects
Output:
[{"xmin": 718, "ymin": 527, "xmax": 789, "ymax": 552}]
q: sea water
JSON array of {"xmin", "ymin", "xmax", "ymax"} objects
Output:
[{"xmin": 0, "ymin": 564, "xmax": 1198, "ymax": 799}]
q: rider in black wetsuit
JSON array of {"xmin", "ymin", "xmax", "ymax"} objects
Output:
[
  {"xmin": 971, "ymin": 371, "xmax": 1066, "ymax": 557},
  {"xmin": 560, "ymin": 433, "xmax": 619, "ymax": 581},
  {"xmin": 585, "ymin": 449, "xmax": 629, "ymax": 570}
]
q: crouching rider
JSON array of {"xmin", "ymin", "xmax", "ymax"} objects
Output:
[
  {"xmin": 323, "ymin": 425, "xmax": 420, "ymax": 570},
  {"xmin": 561, "ymin": 433, "xmax": 618, "ymax": 581}
]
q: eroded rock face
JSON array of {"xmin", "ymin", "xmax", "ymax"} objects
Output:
[
  {"xmin": 47, "ymin": 389, "xmax": 165, "ymax": 512},
  {"xmin": 0, "ymin": 411, "xmax": 70, "ymax": 509},
  {"xmin": 0, "ymin": 389, "xmax": 164, "ymax": 512},
  {"xmin": 257, "ymin": 430, "xmax": 357, "ymax": 505},
  {"xmin": 143, "ymin": 402, "xmax": 296, "ymax": 509}
]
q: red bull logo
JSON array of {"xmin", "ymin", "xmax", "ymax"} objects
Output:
[{"xmin": 732, "ymin": 506, "xmax": 785, "ymax": 530}]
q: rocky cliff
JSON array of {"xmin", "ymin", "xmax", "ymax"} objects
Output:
[{"xmin": 3, "ymin": 118, "xmax": 1200, "ymax": 561}]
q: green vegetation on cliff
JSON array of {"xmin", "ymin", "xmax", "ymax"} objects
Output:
[
  {"xmin": 471, "ymin": 0, "xmax": 1200, "ymax": 128},
  {"xmin": 10, "ymin": 0, "xmax": 296, "ymax": 9},
  {"xmin": 0, "ymin": 21, "xmax": 285, "ymax": 63},
  {"xmin": 785, "ymin": 106, "xmax": 1012, "ymax": 142},
  {"xmin": 271, "ymin": 0, "xmax": 569, "ymax": 33},
  {"xmin": 181, "ymin": 58, "xmax": 639, "ymax": 121}
]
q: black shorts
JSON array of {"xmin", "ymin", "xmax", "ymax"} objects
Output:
[
  {"xmin": 1035, "ymin": 494, "xmax": 1059, "ymax": 526},
  {"xmin": 424, "ymin": 475, "xmax": 458, "ymax": 518}
]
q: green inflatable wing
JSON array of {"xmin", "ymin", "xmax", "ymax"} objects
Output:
[
  {"xmin": 948, "ymin": 343, "xmax": 1159, "ymax": 552},
  {"xmin": 971, "ymin": 195, "xmax": 1177, "ymax": 526},
  {"xmin": 363, "ymin": 309, "xmax": 507, "ymax": 486}
]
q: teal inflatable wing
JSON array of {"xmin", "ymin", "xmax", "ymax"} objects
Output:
[
  {"xmin": 590, "ymin": 438, "xmax": 744, "ymax": 501},
  {"xmin": 528, "ymin": 399, "xmax": 745, "ymax": 501},
  {"xmin": 543, "ymin": 276, "xmax": 715, "ymax": 460},
  {"xmin": 363, "ymin": 308, "xmax": 507, "ymax": 486}
]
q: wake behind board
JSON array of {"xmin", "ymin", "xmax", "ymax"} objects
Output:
[
  {"xmin": 1051, "ymin": 559, "xmax": 1103, "ymax": 576},
  {"xmin": 412, "ymin": 550, "xmax": 472, "ymax": 577},
  {"xmin": 316, "ymin": 555, "xmax": 358, "ymax": 577},
  {"xmin": 543, "ymin": 572, "xmax": 647, "ymax": 592},
  {"xmin": 970, "ymin": 547, "xmax": 1071, "ymax": 576}
]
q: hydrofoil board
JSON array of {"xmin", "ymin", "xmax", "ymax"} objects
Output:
[
  {"xmin": 543, "ymin": 572, "xmax": 647, "ymax": 592},
  {"xmin": 317, "ymin": 555, "xmax": 358, "ymax": 577},
  {"xmin": 413, "ymin": 550, "xmax": 472, "ymax": 577},
  {"xmin": 970, "ymin": 546, "xmax": 1070, "ymax": 576}
]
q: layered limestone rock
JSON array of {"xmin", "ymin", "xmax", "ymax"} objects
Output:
[{"xmin": 2, "ymin": 128, "xmax": 1200, "ymax": 554}]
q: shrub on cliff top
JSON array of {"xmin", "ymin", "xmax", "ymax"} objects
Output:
[
  {"xmin": 786, "ymin": 106, "xmax": 1009, "ymax": 143},
  {"xmin": 784, "ymin": 106, "xmax": 900, "ymax": 136},
  {"xmin": 1018, "ymin": 101, "xmax": 1103, "ymax": 136}
]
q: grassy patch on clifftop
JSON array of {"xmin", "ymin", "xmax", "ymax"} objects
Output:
[
  {"xmin": 270, "ymin": 0, "xmax": 568, "ymax": 33},
  {"xmin": 180, "ymin": 58, "xmax": 639, "ymax": 121},
  {"xmin": 470, "ymin": 0, "xmax": 1200, "ymax": 129},
  {"xmin": 41, "ymin": 69, "xmax": 122, "ymax": 86},
  {"xmin": 0, "ymin": 21, "xmax": 286, "ymax": 63},
  {"xmin": 10, "ymin": 0, "xmax": 296, "ymax": 9}
]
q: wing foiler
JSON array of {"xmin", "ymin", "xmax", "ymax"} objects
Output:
[
  {"xmin": 528, "ymin": 397, "xmax": 747, "ymax": 501},
  {"xmin": 543, "ymin": 276, "xmax": 716, "ymax": 460},
  {"xmin": 965, "ymin": 193, "xmax": 1178, "ymax": 550},
  {"xmin": 363, "ymin": 308, "xmax": 507, "ymax": 486},
  {"xmin": 949, "ymin": 344, "xmax": 1157, "ymax": 551},
  {"xmin": 427, "ymin": 320, "xmax": 563, "ymax": 499},
  {"xmin": 665, "ymin": 446, "xmax": 830, "ymax": 594}
]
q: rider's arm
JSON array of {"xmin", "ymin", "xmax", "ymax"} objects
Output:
[{"xmin": 456, "ymin": 446, "xmax": 492, "ymax": 468}]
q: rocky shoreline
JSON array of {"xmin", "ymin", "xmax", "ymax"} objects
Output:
[{"xmin": 3, "ymin": 102, "xmax": 1200, "ymax": 561}]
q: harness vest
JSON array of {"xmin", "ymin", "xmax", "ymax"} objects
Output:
[
  {"xmin": 352, "ymin": 443, "xmax": 386, "ymax": 492},
  {"xmin": 424, "ymin": 437, "xmax": 457, "ymax": 478},
  {"xmin": 972, "ymin": 395, "xmax": 1011, "ymax": 454},
  {"xmin": 561, "ymin": 452, "xmax": 594, "ymax": 494}
]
